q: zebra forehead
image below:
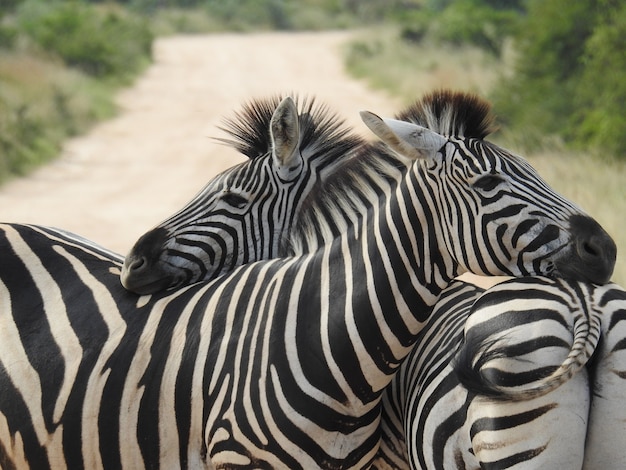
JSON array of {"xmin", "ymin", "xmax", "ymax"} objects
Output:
[
  {"xmin": 214, "ymin": 93, "xmax": 360, "ymax": 161},
  {"xmin": 443, "ymin": 141, "xmax": 502, "ymax": 173},
  {"xmin": 395, "ymin": 89, "xmax": 496, "ymax": 140}
]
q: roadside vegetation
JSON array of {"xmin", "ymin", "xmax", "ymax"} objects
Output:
[
  {"xmin": 0, "ymin": 0, "xmax": 152, "ymax": 182},
  {"xmin": 0, "ymin": 0, "xmax": 387, "ymax": 183}
]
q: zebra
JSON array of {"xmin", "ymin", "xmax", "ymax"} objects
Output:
[
  {"xmin": 0, "ymin": 92, "xmax": 617, "ymax": 468},
  {"xmin": 123, "ymin": 90, "xmax": 616, "ymax": 296},
  {"xmin": 119, "ymin": 94, "xmax": 401, "ymax": 294},
  {"xmin": 4, "ymin": 229, "xmax": 621, "ymax": 469},
  {"xmin": 583, "ymin": 279, "xmax": 626, "ymax": 469},
  {"xmin": 373, "ymin": 277, "xmax": 626, "ymax": 470},
  {"xmin": 124, "ymin": 88, "xmax": 617, "ymax": 468}
]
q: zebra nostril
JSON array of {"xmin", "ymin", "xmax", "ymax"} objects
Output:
[
  {"xmin": 583, "ymin": 241, "xmax": 599, "ymax": 257},
  {"xmin": 129, "ymin": 256, "xmax": 147, "ymax": 272}
]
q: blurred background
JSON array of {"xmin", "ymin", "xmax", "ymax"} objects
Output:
[{"xmin": 0, "ymin": 0, "xmax": 624, "ymax": 284}]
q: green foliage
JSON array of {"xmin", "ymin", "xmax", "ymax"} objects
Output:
[
  {"xmin": 0, "ymin": 0, "xmax": 25, "ymax": 14},
  {"xmin": 393, "ymin": 0, "xmax": 520, "ymax": 56},
  {"xmin": 0, "ymin": 53, "xmax": 115, "ymax": 182},
  {"xmin": 572, "ymin": 0, "xmax": 626, "ymax": 156},
  {"xmin": 0, "ymin": 0, "xmax": 151, "ymax": 182},
  {"xmin": 130, "ymin": 0, "xmax": 411, "ymax": 32},
  {"xmin": 516, "ymin": 0, "xmax": 594, "ymax": 81},
  {"xmin": 17, "ymin": 0, "xmax": 153, "ymax": 79},
  {"xmin": 190, "ymin": 0, "xmax": 293, "ymax": 31},
  {"xmin": 492, "ymin": 0, "xmax": 626, "ymax": 158},
  {"xmin": 143, "ymin": 0, "xmax": 367, "ymax": 32},
  {"xmin": 0, "ymin": 24, "xmax": 17, "ymax": 48},
  {"xmin": 429, "ymin": 0, "xmax": 518, "ymax": 55}
]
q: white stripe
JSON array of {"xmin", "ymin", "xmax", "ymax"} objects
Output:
[{"xmin": 53, "ymin": 245, "xmax": 127, "ymax": 470}]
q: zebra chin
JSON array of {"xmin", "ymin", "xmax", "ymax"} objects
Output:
[{"xmin": 120, "ymin": 259, "xmax": 181, "ymax": 295}]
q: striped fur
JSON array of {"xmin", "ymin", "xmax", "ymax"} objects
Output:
[
  {"xmin": 121, "ymin": 95, "xmax": 366, "ymax": 294},
  {"xmin": 375, "ymin": 278, "xmax": 626, "ymax": 469},
  {"xmin": 0, "ymin": 91, "xmax": 617, "ymax": 469},
  {"xmin": 123, "ymin": 90, "xmax": 616, "ymax": 296}
]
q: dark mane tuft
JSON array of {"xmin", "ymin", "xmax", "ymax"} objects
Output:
[
  {"xmin": 395, "ymin": 89, "xmax": 496, "ymax": 139},
  {"xmin": 215, "ymin": 94, "xmax": 358, "ymax": 160}
]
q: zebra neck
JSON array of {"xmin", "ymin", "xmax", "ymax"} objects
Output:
[{"xmin": 313, "ymin": 168, "xmax": 459, "ymax": 402}]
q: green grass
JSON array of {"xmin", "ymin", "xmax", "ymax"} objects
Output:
[
  {"xmin": 0, "ymin": 0, "xmax": 152, "ymax": 183},
  {"xmin": 343, "ymin": 27, "xmax": 626, "ymax": 286},
  {"xmin": 0, "ymin": 52, "xmax": 116, "ymax": 182}
]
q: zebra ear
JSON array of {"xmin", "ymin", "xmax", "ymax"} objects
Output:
[
  {"xmin": 360, "ymin": 111, "xmax": 447, "ymax": 161},
  {"xmin": 270, "ymin": 96, "xmax": 302, "ymax": 178}
]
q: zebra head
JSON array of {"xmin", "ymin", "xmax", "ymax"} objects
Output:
[
  {"xmin": 121, "ymin": 95, "xmax": 363, "ymax": 294},
  {"xmin": 361, "ymin": 90, "xmax": 616, "ymax": 284}
]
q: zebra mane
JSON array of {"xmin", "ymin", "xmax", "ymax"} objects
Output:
[
  {"xmin": 215, "ymin": 94, "xmax": 362, "ymax": 161},
  {"xmin": 284, "ymin": 141, "xmax": 406, "ymax": 255},
  {"xmin": 284, "ymin": 89, "xmax": 496, "ymax": 255},
  {"xmin": 395, "ymin": 89, "xmax": 497, "ymax": 139}
]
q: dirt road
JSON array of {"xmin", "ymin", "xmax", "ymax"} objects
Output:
[{"xmin": 0, "ymin": 32, "xmax": 400, "ymax": 253}]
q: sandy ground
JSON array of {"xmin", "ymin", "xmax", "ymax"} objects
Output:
[{"xmin": 0, "ymin": 31, "xmax": 498, "ymax": 287}]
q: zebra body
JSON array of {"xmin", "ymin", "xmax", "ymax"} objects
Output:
[
  {"xmin": 583, "ymin": 280, "xmax": 626, "ymax": 469},
  {"xmin": 375, "ymin": 278, "xmax": 626, "ymax": 470},
  {"xmin": 5, "ymin": 226, "xmax": 622, "ymax": 469},
  {"xmin": 0, "ymin": 91, "xmax": 617, "ymax": 468}
]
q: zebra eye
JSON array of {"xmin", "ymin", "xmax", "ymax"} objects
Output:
[
  {"xmin": 473, "ymin": 174, "xmax": 503, "ymax": 192},
  {"xmin": 221, "ymin": 191, "xmax": 248, "ymax": 209}
]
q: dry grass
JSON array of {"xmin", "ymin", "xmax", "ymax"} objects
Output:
[{"xmin": 344, "ymin": 27, "xmax": 504, "ymax": 103}]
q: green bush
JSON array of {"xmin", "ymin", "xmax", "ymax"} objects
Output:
[
  {"xmin": 392, "ymin": 0, "xmax": 520, "ymax": 56},
  {"xmin": 17, "ymin": 1, "xmax": 153, "ymax": 80},
  {"xmin": 571, "ymin": 1, "xmax": 626, "ymax": 156},
  {"xmin": 429, "ymin": 0, "xmax": 518, "ymax": 55},
  {"xmin": 0, "ymin": 0, "xmax": 154, "ymax": 182},
  {"xmin": 0, "ymin": 24, "xmax": 17, "ymax": 48},
  {"xmin": 491, "ymin": 0, "xmax": 626, "ymax": 158},
  {"xmin": 0, "ymin": 53, "xmax": 115, "ymax": 182}
]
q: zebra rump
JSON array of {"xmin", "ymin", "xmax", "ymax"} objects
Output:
[
  {"xmin": 454, "ymin": 277, "xmax": 603, "ymax": 401},
  {"xmin": 376, "ymin": 278, "xmax": 626, "ymax": 469}
]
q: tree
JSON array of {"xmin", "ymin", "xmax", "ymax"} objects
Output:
[
  {"xmin": 572, "ymin": 0, "xmax": 626, "ymax": 156},
  {"xmin": 494, "ymin": 0, "xmax": 598, "ymax": 134}
]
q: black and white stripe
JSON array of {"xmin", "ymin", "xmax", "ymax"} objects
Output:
[
  {"xmin": 0, "ymin": 91, "xmax": 617, "ymax": 469},
  {"xmin": 123, "ymin": 91, "xmax": 616, "ymax": 297},
  {"xmin": 120, "ymin": 94, "xmax": 365, "ymax": 294},
  {"xmin": 374, "ymin": 277, "xmax": 626, "ymax": 469}
]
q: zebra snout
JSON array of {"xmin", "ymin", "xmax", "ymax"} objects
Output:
[
  {"xmin": 556, "ymin": 215, "xmax": 617, "ymax": 285},
  {"xmin": 126, "ymin": 255, "xmax": 146, "ymax": 273},
  {"xmin": 120, "ymin": 227, "xmax": 174, "ymax": 295}
]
